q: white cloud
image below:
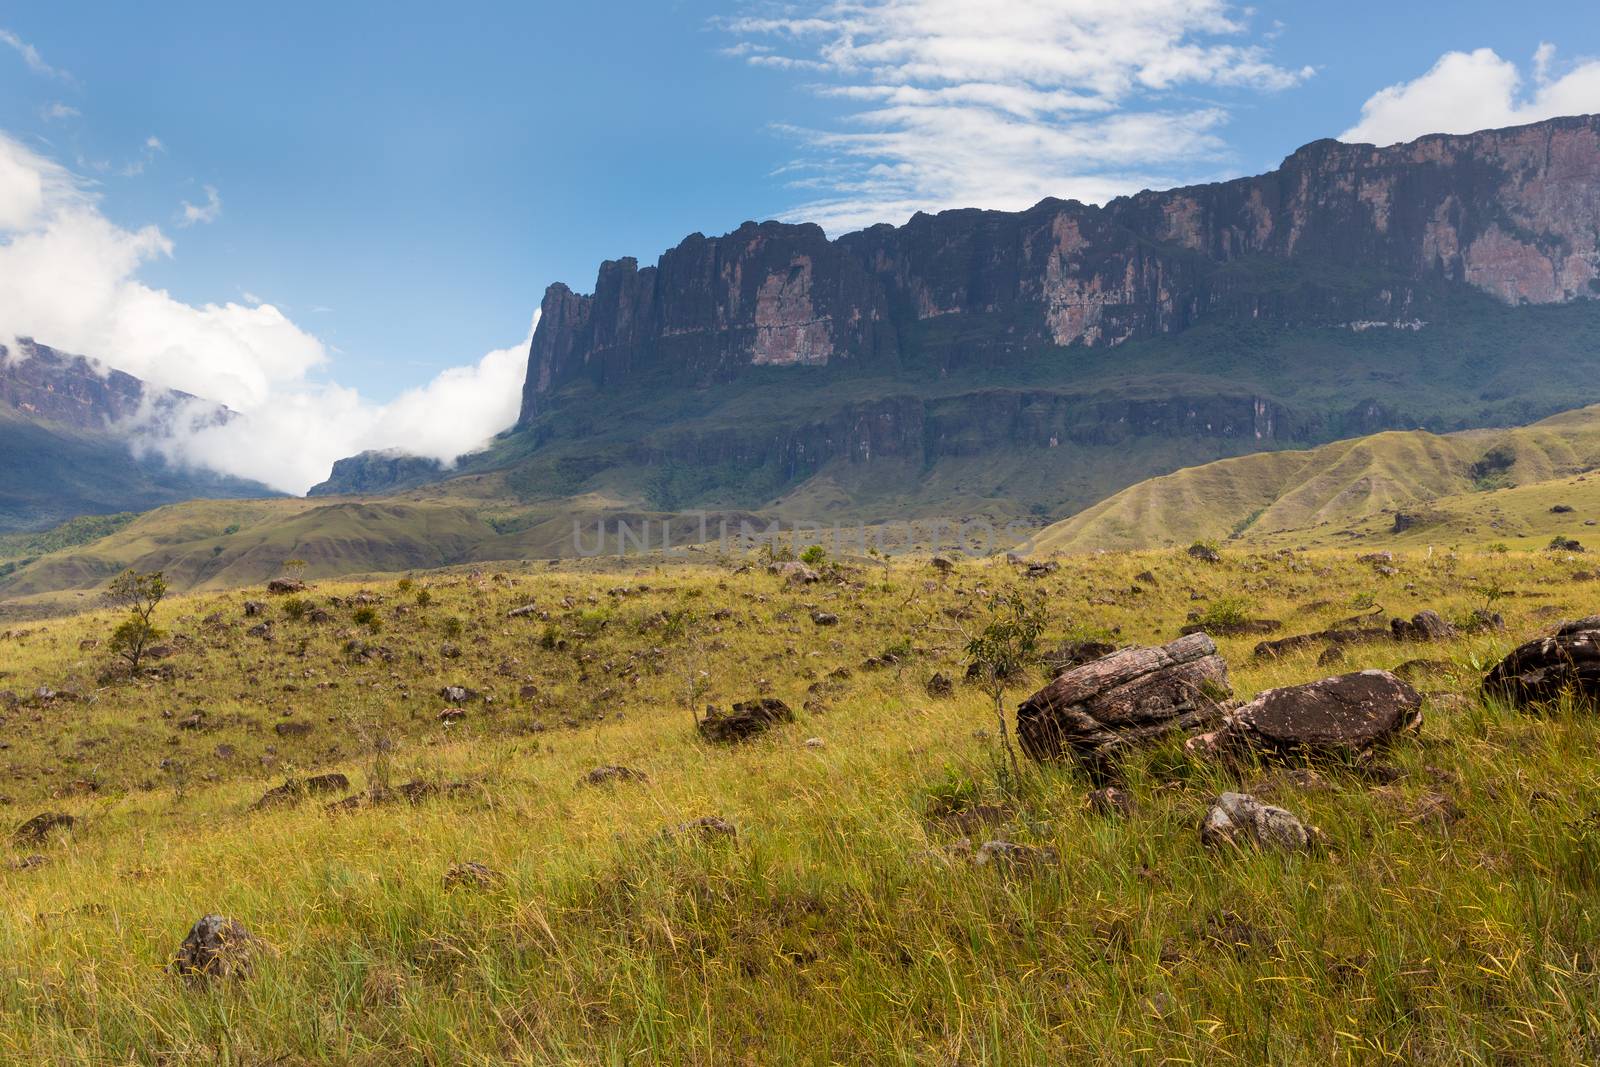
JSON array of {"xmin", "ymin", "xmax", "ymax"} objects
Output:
[
  {"xmin": 0, "ymin": 28, "xmax": 68, "ymax": 81},
  {"xmin": 178, "ymin": 184, "xmax": 221, "ymax": 226},
  {"xmin": 723, "ymin": 0, "xmax": 1312, "ymax": 232},
  {"xmin": 1341, "ymin": 45, "xmax": 1600, "ymax": 146},
  {"xmin": 40, "ymin": 102, "xmax": 79, "ymax": 121},
  {"xmin": 0, "ymin": 133, "xmax": 532, "ymax": 495}
]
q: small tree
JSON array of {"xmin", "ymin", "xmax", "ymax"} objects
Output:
[
  {"xmin": 104, "ymin": 569, "xmax": 168, "ymax": 674},
  {"xmin": 965, "ymin": 591, "xmax": 1046, "ymax": 795}
]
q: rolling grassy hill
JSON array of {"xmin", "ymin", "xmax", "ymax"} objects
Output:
[{"xmin": 1030, "ymin": 405, "xmax": 1600, "ymax": 554}]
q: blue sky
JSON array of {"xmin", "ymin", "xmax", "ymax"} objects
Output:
[{"xmin": 0, "ymin": 1, "xmax": 1597, "ymax": 491}]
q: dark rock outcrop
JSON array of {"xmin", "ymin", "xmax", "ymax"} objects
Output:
[
  {"xmin": 1483, "ymin": 619, "xmax": 1600, "ymax": 708},
  {"xmin": 1015, "ymin": 633, "xmax": 1230, "ymax": 762},
  {"xmin": 308, "ymin": 450, "xmax": 447, "ymax": 497},
  {"xmin": 698, "ymin": 698, "xmax": 795, "ymax": 744},
  {"xmin": 1196, "ymin": 670, "xmax": 1424, "ymax": 760}
]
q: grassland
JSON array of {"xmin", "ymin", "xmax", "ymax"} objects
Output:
[
  {"xmin": 1032, "ymin": 404, "xmax": 1600, "ymax": 555},
  {"xmin": 2, "ymin": 542, "xmax": 1600, "ymax": 1063}
]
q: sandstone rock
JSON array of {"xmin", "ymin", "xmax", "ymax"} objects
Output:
[
  {"xmin": 1045, "ymin": 640, "xmax": 1117, "ymax": 676},
  {"xmin": 1186, "ymin": 543, "xmax": 1222, "ymax": 564},
  {"xmin": 925, "ymin": 672, "xmax": 954, "ymax": 697},
  {"xmin": 581, "ymin": 765, "xmax": 648, "ymax": 786},
  {"xmin": 443, "ymin": 861, "xmax": 503, "ymax": 891},
  {"xmin": 243, "ymin": 600, "xmax": 265, "ymax": 617},
  {"xmin": 13, "ymin": 811, "xmax": 75, "ymax": 844},
  {"xmin": 171, "ymin": 915, "xmax": 257, "ymax": 979},
  {"xmin": 1015, "ymin": 632, "xmax": 1230, "ymax": 763},
  {"xmin": 768, "ymin": 562, "xmax": 819, "ymax": 584},
  {"xmin": 1391, "ymin": 610, "xmax": 1457, "ymax": 642},
  {"xmin": 659, "ymin": 816, "xmax": 738, "ymax": 843},
  {"xmin": 1483, "ymin": 623, "xmax": 1600, "ymax": 708},
  {"xmin": 265, "ymin": 578, "xmax": 305, "ymax": 595},
  {"xmin": 698, "ymin": 698, "xmax": 794, "ymax": 744},
  {"xmin": 1200, "ymin": 793, "xmax": 1314, "ymax": 852},
  {"xmin": 1086, "ymin": 786, "xmax": 1134, "ymax": 817},
  {"xmin": 974, "ymin": 839, "xmax": 1058, "ymax": 871},
  {"xmin": 1201, "ymin": 670, "xmax": 1423, "ymax": 760},
  {"xmin": 810, "ymin": 611, "xmax": 839, "ymax": 626},
  {"xmin": 507, "ymin": 604, "xmax": 540, "ymax": 618},
  {"xmin": 437, "ymin": 707, "xmax": 466, "ymax": 724},
  {"xmin": 303, "ymin": 773, "xmax": 349, "ymax": 795},
  {"xmin": 273, "ymin": 720, "xmax": 312, "ymax": 738}
]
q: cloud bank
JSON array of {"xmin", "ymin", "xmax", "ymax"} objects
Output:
[
  {"xmin": 0, "ymin": 133, "xmax": 531, "ymax": 495},
  {"xmin": 723, "ymin": 0, "xmax": 1313, "ymax": 233},
  {"xmin": 1342, "ymin": 45, "xmax": 1600, "ymax": 146}
]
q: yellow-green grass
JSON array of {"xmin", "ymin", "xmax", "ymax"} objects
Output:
[{"xmin": 1, "ymin": 547, "xmax": 1599, "ymax": 1062}]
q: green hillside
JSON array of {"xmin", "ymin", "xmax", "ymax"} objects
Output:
[{"xmin": 1031, "ymin": 405, "xmax": 1600, "ymax": 553}]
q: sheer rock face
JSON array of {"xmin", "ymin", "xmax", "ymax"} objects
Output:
[
  {"xmin": 520, "ymin": 116, "xmax": 1600, "ymax": 422},
  {"xmin": 1015, "ymin": 632, "xmax": 1231, "ymax": 762}
]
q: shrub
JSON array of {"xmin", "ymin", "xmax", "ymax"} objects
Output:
[
  {"xmin": 353, "ymin": 606, "xmax": 381, "ymax": 631},
  {"xmin": 1195, "ymin": 594, "xmax": 1253, "ymax": 629},
  {"xmin": 103, "ymin": 569, "xmax": 168, "ymax": 673},
  {"xmin": 414, "ymin": 589, "xmax": 433, "ymax": 607},
  {"xmin": 799, "ymin": 544, "xmax": 827, "ymax": 567},
  {"xmin": 281, "ymin": 596, "xmax": 310, "ymax": 621},
  {"xmin": 440, "ymin": 616, "xmax": 464, "ymax": 640}
]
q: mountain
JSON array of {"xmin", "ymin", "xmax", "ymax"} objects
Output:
[
  {"xmin": 1029, "ymin": 404, "xmax": 1600, "ymax": 553},
  {"xmin": 0, "ymin": 340, "xmax": 276, "ymax": 533},
  {"xmin": 331, "ymin": 114, "xmax": 1600, "ymax": 526}
]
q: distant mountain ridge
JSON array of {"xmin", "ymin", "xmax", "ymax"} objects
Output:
[
  {"xmin": 521, "ymin": 114, "xmax": 1600, "ymax": 418},
  {"xmin": 313, "ymin": 114, "xmax": 1600, "ymax": 530},
  {"xmin": 0, "ymin": 340, "xmax": 276, "ymax": 533}
]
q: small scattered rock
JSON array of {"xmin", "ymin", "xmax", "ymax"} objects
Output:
[
  {"xmin": 1200, "ymin": 793, "xmax": 1315, "ymax": 852},
  {"xmin": 443, "ymin": 861, "xmax": 504, "ymax": 890},
  {"xmin": 810, "ymin": 611, "xmax": 839, "ymax": 626},
  {"xmin": 273, "ymin": 720, "xmax": 313, "ymax": 738},
  {"xmin": 581, "ymin": 765, "xmax": 648, "ymax": 786},
  {"xmin": 698, "ymin": 698, "xmax": 794, "ymax": 744},
  {"xmin": 659, "ymin": 816, "xmax": 738, "ymax": 843},
  {"xmin": 171, "ymin": 915, "xmax": 258, "ymax": 980},
  {"xmin": 1390, "ymin": 610, "xmax": 1457, "ymax": 642},
  {"xmin": 1086, "ymin": 786, "xmax": 1134, "ymax": 817}
]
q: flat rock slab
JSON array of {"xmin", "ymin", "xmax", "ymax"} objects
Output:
[
  {"xmin": 1483, "ymin": 622, "xmax": 1600, "ymax": 708},
  {"xmin": 1016, "ymin": 632, "xmax": 1230, "ymax": 762},
  {"xmin": 1211, "ymin": 670, "xmax": 1422, "ymax": 759}
]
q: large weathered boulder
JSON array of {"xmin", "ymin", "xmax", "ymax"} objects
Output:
[
  {"xmin": 1015, "ymin": 633, "xmax": 1230, "ymax": 762},
  {"xmin": 1198, "ymin": 670, "xmax": 1422, "ymax": 760},
  {"xmin": 698, "ymin": 698, "xmax": 795, "ymax": 743},
  {"xmin": 1482, "ymin": 619, "xmax": 1600, "ymax": 708},
  {"xmin": 265, "ymin": 577, "xmax": 305, "ymax": 595},
  {"xmin": 1201, "ymin": 793, "xmax": 1316, "ymax": 852}
]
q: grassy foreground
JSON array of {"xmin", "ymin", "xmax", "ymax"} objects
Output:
[{"xmin": 2, "ymin": 546, "xmax": 1599, "ymax": 1063}]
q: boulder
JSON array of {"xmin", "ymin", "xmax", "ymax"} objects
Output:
[
  {"xmin": 1391, "ymin": 610, "xmax": 1457, "ymax": 642},
  {"xmin": 1015, "ymin": 632, "xmax": 1230, "ymax": 763},
  {"xmin": 768, "ymin": 562, "xmax": 819, "ymax": 584},
  {"xmin": 698, "ymin": 698, "xmax": 794, "ymax": 743},
  {"xmin": 443, "ymin": 861, "xmax": 503, "ymax": 890},
  {"xmin": 810, "ymin": 611, "xmax": 839, "ymax": 626},
  {"xmin": 303, "ymin": 773, "xmax": 349, "ymax": 795},
  {"xmin": 1198, "ymin": 670, "xmax": 1422, "ymax": 760},
  {"xmin": 925, "ymin": 672, "xmax": 954, "ymax": 697},
  {"xmin": 1482, "ymin": 620, "xmax": 1600, "ymax": 708},
  {"xmin": 171, "ymin": 915, "xmax": 258, "ymax": 979},
  {"xmin": 1200, "ymin": 793, "xmax": 1315, "ymax": 852},
  {"xmin": 265, "ymin": 578, "xmax": 305, "ymax": 595},
  {"xmin": 1187, "ymin": 543, "xmax": 1222, "ymax": 563},
  {"xmin": 13, "ymin": 811, "xmax": 75, "ymax": 844}
]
